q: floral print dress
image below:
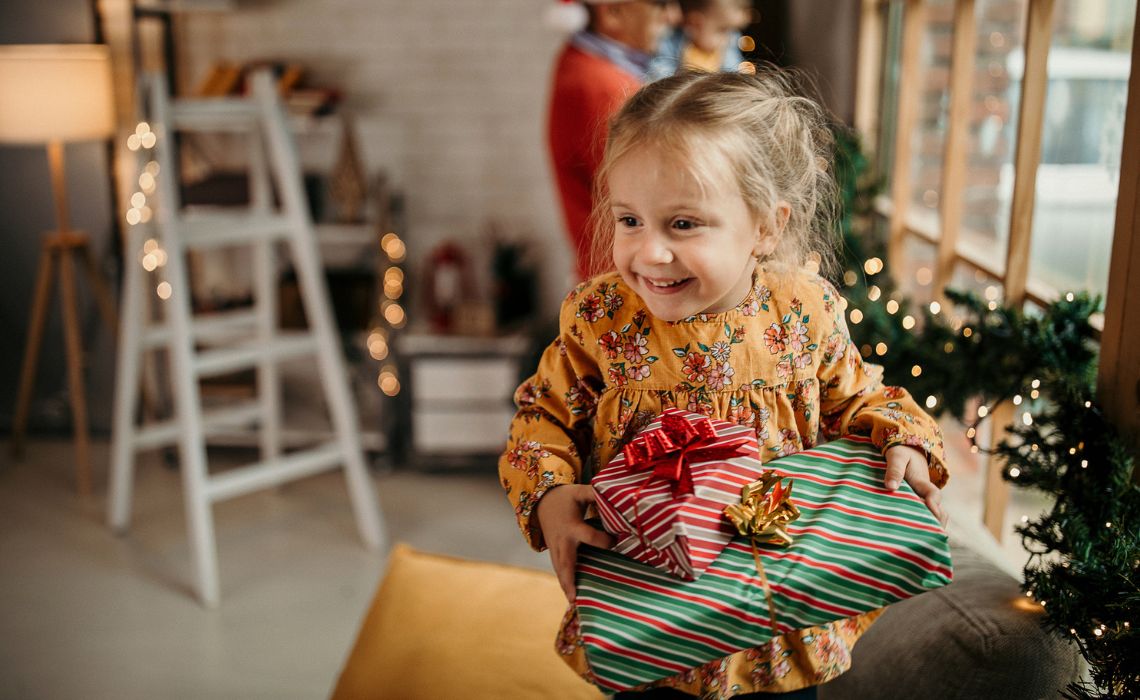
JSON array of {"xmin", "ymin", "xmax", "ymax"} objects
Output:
[{"xmin": 499, "ymin": 268, "xmax": 948, "ymax": 697}]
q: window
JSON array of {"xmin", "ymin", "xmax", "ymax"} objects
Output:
[
  {"xmin": 855, "ymin": 0, "xmax": 1139, "ymax": 534},
  {"xmin": 860, "ymin": 0, "xmax": 1134, "ymax": 308}
]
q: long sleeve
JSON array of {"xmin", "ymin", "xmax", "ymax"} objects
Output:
[
  {"xmin": 499, "ymin": 288, "xmax": 607, "ymax": 550},
  {"xmin": 814, "ymin": 278, "xmax": 949, "ymax": 487}
]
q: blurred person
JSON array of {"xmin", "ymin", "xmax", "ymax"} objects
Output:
[
  {"xmin": 547, "ymin": 0, "xmax": 680, "ymax": 280},
  {"xmin": 647, "ymin": 0, "xmax": 751, "ymax": 80}
]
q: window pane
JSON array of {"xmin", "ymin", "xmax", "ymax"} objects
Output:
[
  {"xmin": 956, "ymin": 0, "xmax": 1031, "ymax": 279},
  {"xmin": 1025, "ymin": 0, "xmax": 1135, "ymax": 299},
  {"xmin": 878, "ymin": 1, "xmax": 905, "ymax": 192},
  {"xmin": 950, "ymin": 263, "xmax": 1006, "ymax": 306},
  {"xmin": 909, "ymin": 0, "xmax": 954, "ymax": 225},
  {"xmin": 896, "ymin": 235, "xmax": 939, "ymax": 305}
]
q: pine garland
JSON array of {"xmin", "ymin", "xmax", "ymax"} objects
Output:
[{"xmin": 832, "ymin": 127, "xmax": 1139, "ymax": 699}]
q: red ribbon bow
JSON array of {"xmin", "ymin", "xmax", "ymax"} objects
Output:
[{"xmin": 623, "ymin": 412, "xmax": 752, "ymax": 496}]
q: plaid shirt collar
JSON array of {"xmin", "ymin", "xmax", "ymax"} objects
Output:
[{"xmin": 570, "ymin": 30, "xmax": 652, "ymax": 81}]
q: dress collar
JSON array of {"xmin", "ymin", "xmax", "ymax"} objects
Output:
[{"xmin": 672, "ymin": 265, "xmax": 768, "ymax": 324}]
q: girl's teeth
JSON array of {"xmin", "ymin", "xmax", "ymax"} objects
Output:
[{"xmin": 651, "ymin": 279, "xmax": 685, "ymax": 288}]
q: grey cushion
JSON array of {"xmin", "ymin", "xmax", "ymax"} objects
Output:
[{"xmin": 818, "ymin": 542, "xmax": 1082, "ymax": 699}]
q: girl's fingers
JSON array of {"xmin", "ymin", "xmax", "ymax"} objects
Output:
[
  {"xmin": 551, "ymin": 543, "xmax": 577, "ymax": 601},
  {"xmin": 574, "ymin": 485, "xmax": 598, "ymax": 505},
  {"xmin": 883, "ymin": 457, "xmax": 906, "ymax": 490},
  {"xmin": 580, "ymin": 524, "xmax": 616, "ymax": 551},
  {"xmin": 909, "ymin": 475, "xmax": 948, "ymax": 526},
  {"xmin": 926, "ymin": 493, "xmax": 948, "ymax": 527}
]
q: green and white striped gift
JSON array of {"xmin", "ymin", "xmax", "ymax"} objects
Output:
[{"xmin": 572, "ymin": 435, "xmax": 953, "ymax": 693}]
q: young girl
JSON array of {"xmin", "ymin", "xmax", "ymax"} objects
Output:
[{"xmin": 499, "ymin": 69, "xmax": 948, "ymax": 699}]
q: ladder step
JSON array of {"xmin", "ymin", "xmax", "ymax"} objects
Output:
[
  {"xmin": 205, "ymin": 441, "xmax": 344, "ymax": 503},
  {"xmin": 133, "ymin": 401, "xmax": 263, "ymax": 451},
  {"xmin": 194, "ymin": 332, "xmax": 318, "ymax": 377},
  {"xmin": 178, "ymin": 211, "xmax": 293, "ymax": 249},
  {"xmin": 141, "ymin": 308, "xmax": 260, "ymax": 350},
  {"xmin": 168, "ymin": 97, "xmax": 259, "ymax": 131}
]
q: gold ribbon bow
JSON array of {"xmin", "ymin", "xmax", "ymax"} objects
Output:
[{"xmin": 724, "ymin": 471, "xmax": 801, "ymax": 634}]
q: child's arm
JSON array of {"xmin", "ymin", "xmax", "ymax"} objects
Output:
[
  {"xmin": 812, "ymin": 278, "xmax": 949, "ymax": 516},
  {"xmin": 498, "ymin": 286, "xmax": 612, "ymax": 596},
  {"xmin": 536, "ymin": 484, "xmax": 615, "ymax": 599}
]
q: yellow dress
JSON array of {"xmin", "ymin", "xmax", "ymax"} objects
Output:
[{"xmin": 499, "ymin": 268, "xmax": 948, "ymax": 697}]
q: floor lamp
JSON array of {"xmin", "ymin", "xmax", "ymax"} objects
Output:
[{"xmin": 0, "ymin": 45, "xmax": 119, "ymax": 495}]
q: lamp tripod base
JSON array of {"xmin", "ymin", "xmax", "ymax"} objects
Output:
[{"xmin": 11, "ymin": 231, "xmax": 119, "ymax": 496}]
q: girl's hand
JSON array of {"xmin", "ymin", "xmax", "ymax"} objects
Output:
[
  {"xmin": 536, "ymin": 484, "xmax": 616, "ymax": 601},
  {"xmin": 884, "ymin": 445, "xmax": 948, "ymax": 527}
]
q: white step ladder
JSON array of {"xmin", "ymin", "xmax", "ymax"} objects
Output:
[{"xmin": 108, "ymin": 70, "xmax": 386, "ymax": 607}]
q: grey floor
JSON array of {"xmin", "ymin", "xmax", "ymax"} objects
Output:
[
  {"xmin": 0, "ymin": 425, "xmax": 1043, "ymax": 699},
  {"xmin": 0, "ymin": 438, "xmax": 542, "ymax": 699}
]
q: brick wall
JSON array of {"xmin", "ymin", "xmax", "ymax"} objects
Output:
[{"xmin": 177, "ymin": 0, "xmax": 574, "ymax": 316}]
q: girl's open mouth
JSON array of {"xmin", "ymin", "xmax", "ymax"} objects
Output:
[{"xmin": 644, "ymin": 276, "xmax": 693, "ymax": 293}]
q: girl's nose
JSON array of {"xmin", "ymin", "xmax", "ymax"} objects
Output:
[{"xmin": 638, "ymin": 230, "xmax": 674, "ymax": 266}]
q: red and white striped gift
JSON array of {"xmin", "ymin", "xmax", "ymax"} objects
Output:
[{"xmin": 592, "ymin": 408, "xmax": 767, "ymax": 581}]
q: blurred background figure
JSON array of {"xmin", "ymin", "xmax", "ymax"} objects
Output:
[
  {"xmin": 647, "ymin": 0, "xmax": 751, "ymax": 79},
  {"xmin": 546, "ymin": 0, "xmax": 680, "ymax": 280}
]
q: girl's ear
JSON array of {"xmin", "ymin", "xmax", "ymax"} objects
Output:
[
  {"xmin": 753, "ymin": 201, "xmax": 791, "ymax": 258},
  {"xmin": 753, "ymin": 231, "xmax": 778, "ymax": 259}
]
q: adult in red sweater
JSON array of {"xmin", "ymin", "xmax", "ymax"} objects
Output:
[{"xmin": 548, "ymin": 0, "xmax": 678, "ymax": 280}]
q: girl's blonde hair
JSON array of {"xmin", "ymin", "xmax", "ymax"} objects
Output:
[{"xmin": 587, "ymin": 68, "xmax": 840, "ymax": 278}]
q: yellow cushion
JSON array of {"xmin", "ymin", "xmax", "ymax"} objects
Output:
[{"xmin": 331, "ymin": 544, "xmax": 604, "ymax": 700}]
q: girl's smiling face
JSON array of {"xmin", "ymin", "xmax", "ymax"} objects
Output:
[{"xmin": 609, "ymin": 143, "xmax": 775, "ymax": 321}]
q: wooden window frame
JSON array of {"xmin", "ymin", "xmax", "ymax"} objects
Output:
[{"xmin": 855, "ymin": 0, "xmax": 1140, "ymax": 537}]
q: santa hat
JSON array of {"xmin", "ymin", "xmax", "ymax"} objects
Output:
[{"xmin": 545, "ymin": 0, "xmax": 629, "ymax": 33}]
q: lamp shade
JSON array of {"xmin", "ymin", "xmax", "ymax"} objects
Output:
[{"xmin": 0, "ymin": 44, "xmax": 115, "ymax": 144}]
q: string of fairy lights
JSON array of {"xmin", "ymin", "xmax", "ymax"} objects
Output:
[
  {"xmin": 122, "ymin": 118, "xmax": 408, "ymax": 398},
  {"xmin": 840, "ymin": 255, "xmax": 1104, "ymax": 490},
  {"xmin": 370, "ymin": 233, "xmax": 407, "ymax": 397},
  {"xmin": 839, "ymin": 251, "xmax": 1125, "ymax": 607},
  {"xmin": 125, "ymin": 121, "xmax": 172, "ymax": 301}
]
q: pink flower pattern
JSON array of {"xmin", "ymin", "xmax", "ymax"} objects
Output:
[
  {"xmin": 707, "ymin": 362, "xmax": 734, "ymax": 391},
  {"xmin": 622, "ymin": 333, "xmax": 649, "ymax": 364}
]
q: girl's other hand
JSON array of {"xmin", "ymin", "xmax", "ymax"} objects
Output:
[
  {"xmin": 884, "ymin": 445, "xmax": 948, "ymax": 527},
  {"xmin": 535, "ymin": 484, "xmax": 616, "ymax": 601}
]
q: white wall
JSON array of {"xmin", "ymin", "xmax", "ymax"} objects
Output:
[{"xmin": 178, "ymin": 0, "xmax": 576, "ymax": 316}]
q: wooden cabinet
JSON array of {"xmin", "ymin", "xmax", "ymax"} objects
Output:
[{"xmin": 393, "ymin": 332, "xmax": 530, "ymax": 467}]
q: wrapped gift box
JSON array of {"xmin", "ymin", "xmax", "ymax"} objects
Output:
[
  {"xmin": 571, "ymin": 435, "xmax": 953, "ymax": 693},
  {"xmin": 592, "ymin": 408, "xmax": 767, "ymax": 581}
]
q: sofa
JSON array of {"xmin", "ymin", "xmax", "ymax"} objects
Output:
[{"xmin": 819, "ymin": 532, "xmax": 1083, "ymax": 698}]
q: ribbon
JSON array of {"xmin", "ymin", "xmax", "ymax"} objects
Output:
[
  {"xmin": 724, "ymin": 471, "xmax": 801, "ymax": 634},
  {"xmin": 623, "ymin": 412, "xmax": 752, "ymax": 496},
  {"xmin": 623, "ymin": 412, "xmax": 753, "ymax": 558}
]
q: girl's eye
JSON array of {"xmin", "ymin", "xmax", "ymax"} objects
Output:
[
  {"xmin": 617, "ymin": 215, "xmax": 640, "ymax": 228},
  {"xmin": 673, "ymin": 218, "xmax": 698, "ymax": 231}
]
